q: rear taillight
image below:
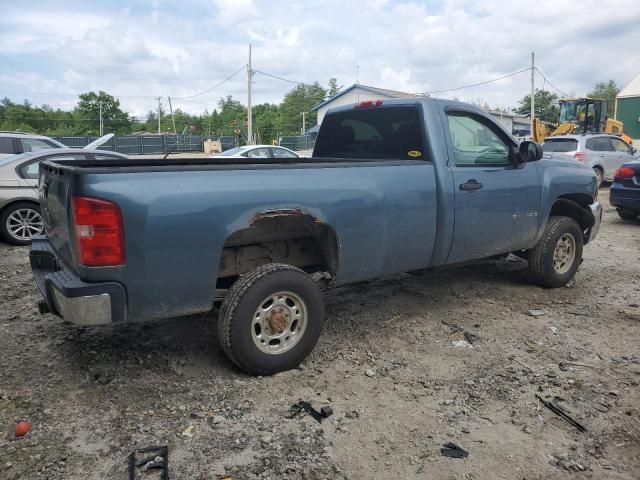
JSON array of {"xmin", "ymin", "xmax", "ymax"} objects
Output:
[
  {"xmin": 614, "ymin": 166, "xmax": 636, "ymax": 181},
  {"xmin": 72, "ymin": 196, "xmax": 125, "ymax": 266},
  {"xmin": 355, "ymin": 100, "xmax": 383, "ymax": 108},
  {"xmin": 574, "ymin": 151, "xmax": 586, "ymax": 162}
]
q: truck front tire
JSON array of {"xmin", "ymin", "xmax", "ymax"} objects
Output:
[
  {"xmin": 218, "ymin": 263, "xmax": 325, "ymax": 375},
  {"xmin": 528, "ymin": 216, "xmax": 583, "ymax": 288}
]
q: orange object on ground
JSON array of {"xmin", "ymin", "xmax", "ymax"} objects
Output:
[{"xmin": 15, "ymin": 421, "xmax": 31, "ymax": 437}]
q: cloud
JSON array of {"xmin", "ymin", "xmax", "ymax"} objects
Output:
[{"xmin": 0, "ymin": 0, "xmax": 639, "ymax": 118}]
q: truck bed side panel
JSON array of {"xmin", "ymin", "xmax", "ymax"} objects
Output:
[{"xmin": 74, "ymin": 163, "xmax": 437, "ymax": 321}]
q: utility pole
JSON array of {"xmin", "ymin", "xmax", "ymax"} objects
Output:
[
  {"xmin": 301, "ymin": 111, "xmax": 306, "ymax": 135},
  {"xmin": 156, "ymin": 97, "xmax": 162, "ymax": 134},
  {"xmin": 530, "ymin": 52, "xmax": 535, "ymax": 138},
  {"xmin": 98, "ymin": 101, "xmax": 103, "ymax": 136},
  {"xmin": 247, "ymin": 44, "xmax": 253, "ymax": 145},
  {"xmin": 167, "ymin": 96, "xmax": 177, "ymax": 134}
]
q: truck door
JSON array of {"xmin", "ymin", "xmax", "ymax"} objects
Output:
[{"xmin": 444, "ymin": 110, "xmax": 541, "ymax": 264}]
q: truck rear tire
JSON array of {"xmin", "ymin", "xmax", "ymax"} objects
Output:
[
  {"xmin": 528, "ymin": 216, "xmax": 583, "ymax": 288},
  {"xmin": 218, "ymin": 263, "xmax": 325, "ymax": 375}
]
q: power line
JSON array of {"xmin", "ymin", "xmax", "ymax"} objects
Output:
[
  {"xmin": 417, "ymin": 67, "xmax": 531, "ymax": 95},
  {"xmin": 173, "ymin": 65, "xmax": 247, "ymax": 99},
  {"xmin": 253, "ymin": 69, "xmax": 303, "ymax": 85},
  {"xmin": 534, "ymin": 67, "xmax": 570, "ymax": 97}
]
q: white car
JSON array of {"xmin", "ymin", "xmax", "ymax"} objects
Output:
[
  {"xmin": 216, "ymin": 145, "xmax": 299, "ymax": 159},
  {"xmin": 542, "ymin": 134, "xmax": 637, "ymax": 186},
  {"xmin": 0, "ymin": 131, "xmax": 66, "ymax": 160}
]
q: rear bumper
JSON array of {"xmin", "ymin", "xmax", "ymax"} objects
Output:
[
  {"xmin": 29, "ymin": 237, "xmax": 126, "ymax": 326},
  {"xmin": 586, "ymin": 201, "xmax": 602, "ymax": 243},
  {"xmin": 610, "ymin": 184, "xmax": 640, "ymax": 211}
]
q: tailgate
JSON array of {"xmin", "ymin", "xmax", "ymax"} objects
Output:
[{"xmin": 39, "ymin": 161, "xmax": 75, "ymax": 266}]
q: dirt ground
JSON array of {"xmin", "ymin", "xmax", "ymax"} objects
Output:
[{"xmin": 1, "ymin": 189, "xmax": 639, "ymax": 480}]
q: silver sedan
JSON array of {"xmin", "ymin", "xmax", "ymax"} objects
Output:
[
  {"xmin": 0, "ymin": 148, "xmax": 127, "ymax": 245},
  {"xmin": 216, "ymin": 145, "xmax": 300, "ymax": 159}
]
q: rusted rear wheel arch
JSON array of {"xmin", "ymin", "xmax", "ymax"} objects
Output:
[{"xmin": 217, "ymin": 210, "xmax": 340, "ymax": 284}]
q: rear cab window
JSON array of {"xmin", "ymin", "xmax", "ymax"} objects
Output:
[
  {"xmin": 314, "ymin": 105, "xmax": 426, "ymax": 160},
  {"xmin": 543, "ymin": 139, "xmax": 578, "ymax": 152}
]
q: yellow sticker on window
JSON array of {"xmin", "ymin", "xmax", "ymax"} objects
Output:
[{"xmin": 408, "ymin": 150, "xmax": 422, "ymax": 158}]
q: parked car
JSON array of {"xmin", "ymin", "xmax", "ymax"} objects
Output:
[
  {"xmin": 0, "ymin": 147, "xmax": 127, "ymax": 245},
  {"xmin": 0, "ymin": 131, "xmax": 66, "ymax": 160},
  {"xmin": 542, "ymin": 134, "xmax": 636, "ymax": 187},
  {"xmin": 30, "ymin": 98, "xmax": 601, "ymax": 375},
  {"xmin": 610, "ymin": 160, "xmax": 640, "ymax": 221},
  {"xmin": 217, "ymin": 145, "xmax": 299, "ymax": 159}
]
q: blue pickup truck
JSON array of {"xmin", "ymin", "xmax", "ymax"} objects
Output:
[{"xmin": 30, "ymin": 98, "xmax": 601, "ymax": 374}]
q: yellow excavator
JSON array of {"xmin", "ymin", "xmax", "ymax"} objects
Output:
[{"xmin": 533, "ymin": 97, "xmax": 633, "ymax": 144}]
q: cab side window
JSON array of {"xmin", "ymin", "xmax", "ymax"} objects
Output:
[{"xmin": 446, "ymin": 113, "xmax": 511, "ymax": 166}]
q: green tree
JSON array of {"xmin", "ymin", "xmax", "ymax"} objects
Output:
[
  {"xmin": 253, "ymin": 103, "xmax": 280, "ymax": 144},
  {"xmin": 75, "ymin": 91, "xmax": 132, "ymax": 134},
  {"xmin": 327, "ymin": 78, "xmax": 343, "ymax": 98},
  {"xmin": 587, "ymin": 80, "xmax": 620, "ymax": 118},
  {"xmin": 279, "ymin": 82, "xmax": 326, "ymax": 135},
  {"xmin": 514, "ymin": 89, "xmax": 559, "ymax": 123}
]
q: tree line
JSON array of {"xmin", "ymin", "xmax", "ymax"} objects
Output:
[
  {"xmin": 0, "ymin": 78, "xmax": 620, "ymax": 139},
  {"xmin": 0, "ymin": 78, "xmax": 343, "ymax": 141}
]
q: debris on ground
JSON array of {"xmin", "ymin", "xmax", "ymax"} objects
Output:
[
  {"xmin": 364, "ymin": 369, "xmax": 376, "ymax": 378},
  {"xmin": 290, "ymin": 401, "xmax": 333, "ymax": 423},
  {"xmin": 128, "ymin": 446, "xmax": 169, "ymax": 479},
  {"xmin": 536, "ymin": 394, "xmax": 587, "ymax": 433},
  {"xmin": 463, "ymin": 332, "xmax": 480, "ymax": 344},
  {"xmin": 528, "ymin": 309, "xmax": 547, "ymax": 317},
  {"xmin": 14, "ymin": 421, "xmax": 31, "ymax": 437},
  {"xmin": 452, "ymin": 339, "xmax": 473, "ymax": 348},
  {"xmin": 181, "ymin": 425, "xmax": 194, "ymax": 437},
  {"xmin": 441, "ymin": 442, "xmax": 469, "ymax": 459}
]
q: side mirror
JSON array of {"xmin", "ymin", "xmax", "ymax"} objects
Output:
[
  {"xmin": 631, "ymin": 147, "xmax": 637, "ymax": 155},
  {"xmin": 519, "ymin": 140, "xmax": 543, "ymax": 162}
]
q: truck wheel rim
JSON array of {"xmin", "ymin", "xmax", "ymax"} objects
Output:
[
  {"xmin": 251, "ymin": 291, "xmax": 308, "ymax": 355},
  {"xmin": 6, "ymin": 208, "xmax": 43, "ymax": 241},
  {"xmin": 553, "ymin": 233, "xmax": 576, "ymax": 274}
]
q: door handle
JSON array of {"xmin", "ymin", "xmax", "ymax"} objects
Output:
[{"xmin": 459, "ymin": 179, "xmax": 483, "ymax": 192}]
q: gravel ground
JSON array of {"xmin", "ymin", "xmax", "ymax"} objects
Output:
[{"xmin": 1, "ymin": 189, "xmax": 639, "ymax": 479}]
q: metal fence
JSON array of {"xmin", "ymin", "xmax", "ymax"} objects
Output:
[
  {"xmin": 278, "ymin": 135, "xmax": 316, "ymax": 152},
  {"xmin": 51, "ymin": 134, "xmax": 239, "ymax": 155}
]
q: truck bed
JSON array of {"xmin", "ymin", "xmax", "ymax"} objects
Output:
[{"xmin": 40, "ymin": 156, "xmax": 423, "ymax": 175}]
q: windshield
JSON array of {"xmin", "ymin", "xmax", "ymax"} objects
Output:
[
  {"xmin": 218, "ymin": 147, "xmax": 246, "ymax": 156},
  {"xmin": 314, "ymin": 106, "xmax": 425, "ymax": 160},
  {"xmin": 559, "ymin": 101, "xmax": 581, "ymax": 123},
  {"xmin": 0, "ymin": 152, "xmax": 33, "ymax": 166},
  {"xmin": 543, "ymin": 139, "xmax": 578, "ymax": 152}
]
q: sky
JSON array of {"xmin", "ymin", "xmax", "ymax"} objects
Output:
[{"xmin": 1, "ymin": 0, "xmax": 639, "ymax": 119}]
